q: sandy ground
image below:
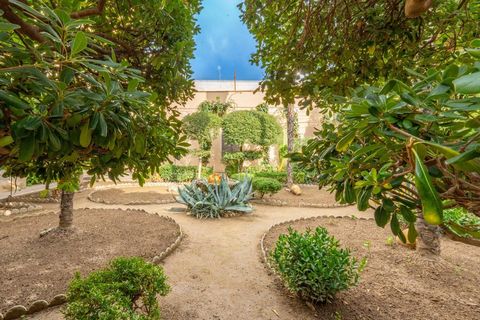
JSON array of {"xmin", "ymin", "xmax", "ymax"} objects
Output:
[
  {"xmin": 89, "ymin": 186, "xmax": 177, "ymax": 204},
  {"xmin": 26, "ymin": 188, "xmax": 370, "ymax": 320},
  {"xmin": 0, "ymin": 209, "xmax": 179, "ymax": 313},
  {"xmin": 255, "ymin": 186, "xmax": 339, "ymax": 207}
]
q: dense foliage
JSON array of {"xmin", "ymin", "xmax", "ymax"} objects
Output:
[
  {"xmin": 222, "ymin": 110, "xmax": 281, "ymax": 147},
  {"xmin": 198, "ymin": 99, "xmax": 234, "ymax": 117},
  {"xmin": 252, "ymin": 177, "xmax": 282, "ymax": 198},
  {"xmin": 0, "ymin": 2, "xmax": 194, "ymax": 229},
  {"xmin": 271, "ymin": 227, "xmax": 364, "ymax": 303},
  {"xmin": 182, "ymin": 111, "xmax": 222, "ymax": 162},
  {"xmin": 157, "ymin": 164, "xmax": 213, "ymax": 183},
  {"xmin": 293, "ymin": 57, "xmax": 480, "ymax": 248},
  {"xmin": 443, "ymin": 208, "xmax": 480, "ymax": 239},
  {"xmin": 241, "ymin": 0, "xmax": 479, "ymax": 106},
  {"xmin": 65, "ymin": 257, "xmax": 170, "ymax": 320},
  {"xmin": 176, "ymin": 176, "xmax": 253, "ymax": 218}
]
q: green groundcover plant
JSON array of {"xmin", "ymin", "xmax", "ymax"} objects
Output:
[
  {"xmin": 271, "ymin": 227, "xmax": 366, "ymax": 303},
  {"xmin": 65, "ymin": 257, "xmax": 170, "ymax": 320}
]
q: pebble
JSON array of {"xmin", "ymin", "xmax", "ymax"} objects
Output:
[
  {"xmin": 4, "ymin": 210, "xmax": 11, "ymax": 216},
  {"xmin": 27, "ymin": 300, "xmax": 49, "ymax": 314},
  {"xmin": 49, "ymin": 294, "xmax": 67, "ymax": 307}
]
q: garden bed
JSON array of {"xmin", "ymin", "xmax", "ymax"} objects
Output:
[
  {"xmin": 0, "ymin": 209, "xmax": 181, "ymax": 314},
  {"xmin": 253, "ymin": 186, "xmax": 345, "ymax": 208},
  {"xmin": 88, "ymin": 186, "xmax": 177, "ymax": 205},
  {"xmin": 262, "ymin": 216, "xmax": 480, "ymax": 320}
]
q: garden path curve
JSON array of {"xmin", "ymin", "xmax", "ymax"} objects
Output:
[{"xmin": 29, "ymin": 190, "xmax": 370, "ymax": 320}]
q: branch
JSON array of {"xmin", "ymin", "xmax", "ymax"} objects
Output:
[
  {"xmin": 0, "ymin": 0, "xmax": 45, "ymax": 42},
  {"xmin": 70, "ymin": 0, "xmax": 107, "ymax": 18}
]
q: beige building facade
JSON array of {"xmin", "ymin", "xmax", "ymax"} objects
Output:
[{"xmin": 175, "ymin": 80, "xmax": 321, "ymax": 172}]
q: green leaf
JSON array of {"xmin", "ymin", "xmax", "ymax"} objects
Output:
[
  {"xmin": 390, "ymin": 213, "xmax": 401, "ymax": 236},
  {"xmin": 0, "ymin": 22, "xmax": 20, "ymax": 31},
  {"xmin": 71, "ymin": 31, "xmax": 88, "ymax": 56},
  {"xmin": 374, "ymin": 206, "xmax": 390, "ymax": 228},
  {"xmin": 356, "ymin": 187, "xmax": 371, "ymax": 211},
  {"xmin": 412, "ymin": 149, "xmax": 443, "ymax": 225},
  {"xmin": 336, "ymin": 130, "xmax": 356, "ymax": 152},
  {"xmin": 400, "ymin": 205, "xmax": 416, "ymax": 223},
  {"xmin": 407, "ymin": 223, "xmax": 418, "ymax": 243},
  {"xmin": 98, "ymin": 113, "xmax": 108, "ymax": 137},
  {"xmin": 19, "ymin": 136, "xmax": 35, "ymax": 161},
  {"xmin": 0, "ymin": 135, "xmax": 13, "ymax": 147},
  {"xmin": 80, "ymin": 122, "xmax": 92, "ymax": 147},
  {"xmin": 453, "ymin": 72, "xmax": 480, "ymax": 94}
]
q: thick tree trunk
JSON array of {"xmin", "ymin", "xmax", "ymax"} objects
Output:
[
  {"xmin": 286, "ymin": 104, "xmax": 295, "ymax": 186},
  {"xmin": 59, "ymin": 190, "xmax": 75, "ymax": 230},
  {"xmin": 416, "ymin": 214, "xmax": 441, "ymax": 256}
]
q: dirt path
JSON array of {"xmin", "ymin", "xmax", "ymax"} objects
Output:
[{"xmin": 28, "ymin": 189, "xmax": 370, "ymax": 320}]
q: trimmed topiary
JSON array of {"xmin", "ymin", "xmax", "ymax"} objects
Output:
[
  {"xmin": 65, "ymin": 257, "xmax": 170, "ymax": 320},
  {"xmin": 252, "ymin": 177, "xmax": 282, "ymax": 198},
  {"xmin": 271, "ymin": 227, "xmax": 365, "ymax": 303}
]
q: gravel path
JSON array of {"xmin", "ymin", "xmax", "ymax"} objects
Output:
[{"xmin": 27, "ymin": 188, "xmax": 370, "ymax": 320}]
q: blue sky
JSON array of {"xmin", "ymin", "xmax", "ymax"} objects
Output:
[{"xmin": 191, "ymin": 0, "xmax": 264, "ymax": 80}]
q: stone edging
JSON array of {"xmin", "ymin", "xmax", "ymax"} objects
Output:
[
  {"xmin": 251, "ymin": 198, "xmax": 350, "ymax": 208},
  {"xmin": 259, "ymin": 215, "xmax": 373, "ymax": 281},
  {"xmin": 1, "ymin": 201, "xmax": 43, "ymax": 217},
  {"xmin": 87, "ymin": 182, "xmax": 179, "ymax": 205},
  {"xmin": 0, "ymin": 208, "xmax": 183, "ymax": 320}
]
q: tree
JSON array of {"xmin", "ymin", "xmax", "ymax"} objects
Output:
[
  {"xmin": 222, "ymin": 110, "xmax": 282, "ymax": 173},
  {"xmin": 199, "ymin": 99, "xmax": 234, "ymax": 117},
  {"xmin": 241, "ymin": 0, "xmax": 479, "ymax": 104},
  {"xmin": 182, "ymin": 111, "xmax": 222, "ymax": 178},
  {"xmin": 0, "ymin": 3, "xmax": 190, "ymax": 233},
  {"xmin": 293, "ymin": 54, "xmax": 480, "ymax": 256}
]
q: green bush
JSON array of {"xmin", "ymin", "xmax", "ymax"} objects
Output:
[
  {"xmin": 231, "ymin": 173, "xmax": 253, "ymax": 181},
  {"xmin": 158, "ymin": 164, "xmax": 212, "ymax": 182},
  {"xmin": 271, "ymin": 227, "xmax": 364, "ymax": 303},
  {"xmin": 254, "ymin": 171, "xmax": 287, "ymax": 184},
  {"xmin": 65, "ymin": 257, "xmax": 170, "ymax": 320},
  {"xmin": 252, "ymin": 177, "xmax": 282, "ymax": 198},
  {"xmin": 443, "ymin": 207, "xmax": 480, "ymax": 239},
  {"xmin": 292, "ymin": 165, "xmax": 318, "ymax": 184}
]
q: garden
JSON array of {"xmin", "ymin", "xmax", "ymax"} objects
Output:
[{"xmin": 1, "ymin": 1, "xmax": 479, "ymax": 320}]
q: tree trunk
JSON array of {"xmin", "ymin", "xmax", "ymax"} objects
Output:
[
  {"xmin": 197, "ymin": 157, "xmax": 203, "ymax": 180},
  {"xmin": 59, "ymin": 190, "xmax": 74, "ymax": 229},
  {"xmin": 286, "ymin": 104, "xmax": 295, "ymax": 186},
  {"xmin": 416, "ymin": 214, "xmax": 441, "ymax": 256}
]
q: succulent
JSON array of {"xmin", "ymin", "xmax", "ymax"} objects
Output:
[{"xmin": 176, "ymin": 175, "xmax": 253, "ymax": 218}]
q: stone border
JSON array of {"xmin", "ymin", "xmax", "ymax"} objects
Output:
[
  {"xmin": 0, "ymin": 208, "xmax": 183, "ymax": 320},
  {"xmin": 1, "ymin": 201, "xmax": 43, "ymax": 217},
  {"xmin": 87, "ymin": 182, "xmax": 179, "ymax": 205},
  {"xmin": 251, "ymin": 198, "xmax": 350, "ymax": 208},
  {"xmin": 259, "ymin": 215, "xmax": 373, "ymax": 281},
  {"xmin": 6, "ymin": 193, "xmax": 60, "ymax": 204}
]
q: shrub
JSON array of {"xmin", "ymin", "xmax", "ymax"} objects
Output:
[
  {"xmin": 271, "ymin": 227, "xmax": 364, "ymax": 303},
  {"xmin": 443, "ymin": 207, "xmax": 480, "ymax": 239},
  {"xmin": 231, "ymin": 173, "xmax": 253, "ymax": 181},
  {"xmin": 254, "ymin": 171, "xmax": 287, "ymax": 184},
  {"xmin": 65, "ymin": 257, "xmax": 170, "ymax": 320},
  {"xmin": 158, "ymin": 164, "xmax": 212, "ymax": 182},
  {"xmin": 252, "ymin": 177, "xmax": 282, "ymax": 198},
  {"xmin": 176, "ymin": 176, "xmax": 253, "ymax": 218}
]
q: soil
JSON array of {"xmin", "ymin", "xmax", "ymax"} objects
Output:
[
  {"xmin": 89, "ymin": 186, "xmax": 177, "ymax": 204},
  {"xmin": 10, "ymin": 186, "xmax": 479, "ymax": 320},
  {"xmin": 0, "ymin": 208, "xmax": 180, "ymax": 313},
  {"xmin": 255, "ymin": 186, "xmax": 340, "ymax": 207},
  {"xmin": 263, "ymin": 217, "xmax": 480, "ymax": 320}
]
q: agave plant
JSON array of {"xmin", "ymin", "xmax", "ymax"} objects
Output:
[{"xmin": 176, "ymin": 176, "xmax": 253, "ymax": 218}]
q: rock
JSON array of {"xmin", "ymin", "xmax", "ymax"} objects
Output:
[
  {"xmin": 27, "ymin": 300, "xmax": 49, "ymax": 314},
  {"xmin": 290, "ymin": 184, "xmax": 302, "ymax": 196},
  {"xmin": 4, "ymin": 210, "xmax": 12, "ymax": 216},
  {"xmin": 11, "ymin": 209, "xmax": 19, "ymax": 214},
  {"xmin": 49, "ymin": 294, "xmax": 67, "ymax": 307},
  {"xmin": 3, "ymin": 305, "xmax": 27, "ymax": 320}
]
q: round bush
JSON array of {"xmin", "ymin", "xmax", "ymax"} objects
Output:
[
  {"xmin": 65, "ymin": 257, "xmax": 170, "ymax": 320},
  {"xmin": 252, "ymin": 177, "xmax": 282, "ymax": 198},
  {"xmin": 271, "ymin": 227, "xmax": 364, "ymax": 303}
]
